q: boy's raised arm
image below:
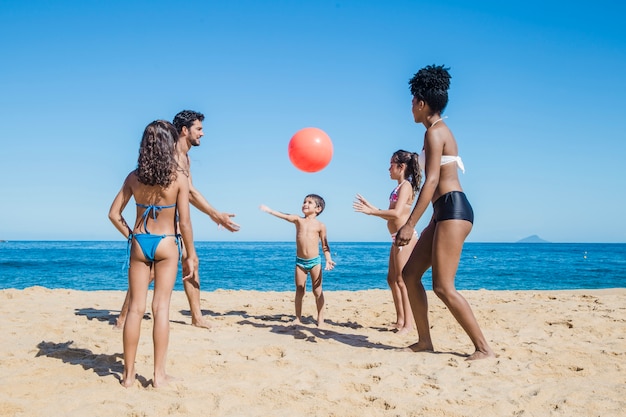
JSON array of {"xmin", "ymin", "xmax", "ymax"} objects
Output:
[{"xmin": 260, "ymin": 204, "xmax": 298, "ymax": 223}]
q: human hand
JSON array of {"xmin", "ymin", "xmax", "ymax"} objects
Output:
[
  {"xmin": 182, "ymin": 257, "xmax": 195, "ymax": 281},
  {"xmin": 259, "ymin": 204, "xmax": 271, "ymax": 213},
  {"xmin": 394, "ymin": 224, "xmax": 413, "ymax": 247},
  {"xmin": 325, "ymin": 259, "xmax": 336, "ymax": 271},
  {"xmin": 353, "ymin": 194, "xmax": 376, "ymax": 215},
  {"xmin": 216, "ymin": 212, "xmax": 240, "ymax": 232}
]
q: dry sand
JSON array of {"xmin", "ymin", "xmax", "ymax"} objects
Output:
[{"xmin": 1, "ymin": 287, "xmax": 624, "ymax": 416}]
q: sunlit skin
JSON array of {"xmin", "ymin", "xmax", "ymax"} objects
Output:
[
  {"xmin": 108, "ymin": 121, "xmax": 197, "ymax": 388},
  {"xmin": 260, "ymin": 197, "xmax": 335, "ymax": 327},
  {"xmin": 395, "ymin": 71, "xmax": 496, "ymax": 360},
  {"xmin": 184, "ymin": 120, "xmax": 203, "ymax": 147},
  {"xmin": 353, "ymin": 155, "xmax": 418, "ymax": 334},
  {"xmin": 115, "ymin": 114, "xmax": 240, "ymax": 331}
]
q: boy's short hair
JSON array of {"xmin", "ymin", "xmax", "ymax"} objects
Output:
[{"xmin": 306, "ymin": 194, "xmax": 325, "ymax": 215}]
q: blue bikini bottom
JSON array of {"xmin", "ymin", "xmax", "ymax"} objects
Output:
[{"xmin": 127, "ymin": 233, "xmax": 181, "ymax": 265}]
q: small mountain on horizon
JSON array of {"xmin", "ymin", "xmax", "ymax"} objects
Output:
[{"xmin": 516, "ymin": 234, "xmax": 550, "ymax": 243}]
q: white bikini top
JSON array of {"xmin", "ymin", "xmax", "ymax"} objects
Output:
[
  {"xmin": 417, "ymin": 116, "xmax": 466, "ymax": 173},
  {"xmin": 417, "ymin": 153, "xmax": 465, "ymax": 173}
]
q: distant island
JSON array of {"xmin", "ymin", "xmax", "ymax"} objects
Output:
[{"xmin": 516, "ymin": 235, "xmax": 550, "ymax": 243}]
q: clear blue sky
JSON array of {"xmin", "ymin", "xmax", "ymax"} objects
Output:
[{"xmin": 1, "ymin": 0, "xmax": 625, "ymax": 243}]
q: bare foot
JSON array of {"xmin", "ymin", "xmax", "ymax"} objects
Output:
[
  {"xmin": 114, "ymin": 316, "xmax": 125, "ymax": 330},
  {"xmin": 121, "ymin": 372, "xmax": 137, "ymax": 388},
  {"xmin": 317, "ymin": 319, "xmax": 325, "ymax": 329},
  {"xmin": 401, "ymin": 342, "xmax": 434, "ymax": 353},
  {"xmin": 395, "ymin": 326, "xmax": 413, "ymax": 336},
  {"xmin": 465, "ymin": 349, "xmax": 497, "ymax": 361},
  {"xmin": 152, "ymin": 374, "xmax": 180, "ymax": 388},
  {"xmin": 191, "ymin": 317, "xmax": 213, "ymax": 329}
]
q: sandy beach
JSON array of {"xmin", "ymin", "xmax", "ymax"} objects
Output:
[{"xmin": 1, "ymin": 287, "xmax": 624, "ymax": 416}]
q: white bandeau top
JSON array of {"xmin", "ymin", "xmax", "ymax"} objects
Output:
[
  {"xmin": 418, "ymin": 152, "xmax": 465, "ymax": 173},
  {"xmin": 419, "ymin": 117, "xmax": 465, "ymax": 173}
]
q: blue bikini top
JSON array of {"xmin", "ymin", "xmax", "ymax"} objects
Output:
[{"xmin": 136, "ymin": 203, "xmax": 177, "ymax": 234}]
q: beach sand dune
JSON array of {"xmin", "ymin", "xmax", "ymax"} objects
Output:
[{"xmin": 0, "ymin": 287, "xmax": 624, "ymax": 416}]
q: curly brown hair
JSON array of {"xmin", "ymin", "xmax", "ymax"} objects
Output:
[{"xmin": 136, "ymin": 120, "xmax": 178, "ymax": 187}]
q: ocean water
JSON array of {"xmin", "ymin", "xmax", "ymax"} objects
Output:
[{"xmin": 0, "ymin": 241, "xmax": 624, "ymax": 292}]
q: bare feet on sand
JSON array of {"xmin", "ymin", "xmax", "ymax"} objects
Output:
[
  {"xmin": 191, "ymin": 317, "xmax": 213, "ymax": 329},
  {"xmin": 395, "ymin": 326, "xmax": 413, "ymax": 336},
  {"xmin": 114, "ymin": 316, "xmax": 125, "ymax": 330},
  {"xmin": 465, "ymin": 349, "xmax": 497, "ymax": 361},
  {"xmin": 152, "ymin": 374, "xmax": 180, "ymax": 388},
  {"xmin": 400, "ymin": 343, "xmax": 496, "ymax": 360},
  {"xmin": 121, "ymin": 372, "xmax": 137, "ymax": 388},
  {"xmin": 401, "ymin": 342, "xmax": 434, "ymax": 353}
]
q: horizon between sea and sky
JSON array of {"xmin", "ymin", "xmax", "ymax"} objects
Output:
[{"xmin": 1, "ymin": 1, "xmax": 625, "ymax": 244}]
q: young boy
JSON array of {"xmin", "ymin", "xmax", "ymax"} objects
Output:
[{"xmin": 260, "ymin": 194, "xmax": 335, "ymax": 327}]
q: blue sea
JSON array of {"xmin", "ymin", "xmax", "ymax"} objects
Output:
[{"xmin": 0, "ymin": 241, "xmax": 624, "ymax": 292}]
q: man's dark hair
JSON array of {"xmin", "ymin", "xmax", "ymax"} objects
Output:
[{"xmin": 173, "ymin": 110, "xmax": 205, "ymax": 134}]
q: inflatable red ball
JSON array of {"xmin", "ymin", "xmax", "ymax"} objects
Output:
[{"xmin": 288, "ymin": 127, "xmax": 333, "ymax": 173}]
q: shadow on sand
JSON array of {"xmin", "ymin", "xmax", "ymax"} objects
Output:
[{"xmin": 35, "ymin": 340, "xmax": 134, "ymax": 383}]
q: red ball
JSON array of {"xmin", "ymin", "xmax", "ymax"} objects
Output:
[{"xmin": 288, "ymin": 127, "xmax": 333, "ymax": 173}]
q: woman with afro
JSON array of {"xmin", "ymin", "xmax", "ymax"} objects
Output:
[{"xmin": 394, "ymin": 65, "xmax": 495, "ymax": 360}]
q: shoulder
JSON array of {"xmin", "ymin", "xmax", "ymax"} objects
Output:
[
  {"xmin": 425, "ymin": 125, "xmax": 447, "ymax": 144},
  {"xmin": 175, "ymin": 171, "xmax": 189, "ymax": 185},
  {"xmin": 399, "ymin": 181, "xmax": 413, "ymax": 195},
  {"xmin": 124, "ymin": 171, "xmax": 139, "ymax": 186},
  {"xmin": 429, "ymin": 124, "xmax": 456, "ymax": 146},
  {"xmin": 425, "ymin": 126, "xmax": 455, "ymax": 157},
  {"xmin": 168, "ymin": 173, "xmax": 189, "ymax": 196},
  {"xmin": 400, "ymin": 180, "xmax": 412, "ymax": 191}
]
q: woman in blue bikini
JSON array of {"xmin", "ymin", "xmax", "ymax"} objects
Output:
[
  {"xmin": 353, "ymin": 150, "xmax": 421, "ymax": 334},
  {"xmin": 394, "ymin": 65, "xmax": 495, "ymax": 360},
  {"xmin": 109, "ymin": 120, "xmax": 197, "ymax": 387}
]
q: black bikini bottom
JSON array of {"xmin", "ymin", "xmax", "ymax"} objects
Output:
[{"xmin": 433, "ymin": 191, "xmax": 474, "ymax": 224}]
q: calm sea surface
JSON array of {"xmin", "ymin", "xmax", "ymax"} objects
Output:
[{"xmin": 0, "ymin": 241, "xmax": 624, "ymax": 292}]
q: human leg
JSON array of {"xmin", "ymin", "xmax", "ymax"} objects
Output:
[
  {"xmin": 402, "ymin": 221, "xmax": 434, "ymax": 351},
  {"xmin": 393, "ymin": 232, "xmax": 418, "ymax": 335},
  {"xmin": 293, "ymin": 266, "xmax": 308, "ymax": 324},
  {"xmin": 115, "ymin": 290, "xmax": 130, "ymax": 329},
  {"xmin": 122, "ymin": 247, "xmax": 152, "ymax": 387},
  {"xmin": 117, "ymin": 265, "xmax": 156, "ymax": 329},
  {"xmin": 431, "ymin": 220, "xmax": 495, "ymax": 360},
  {"xmin": 180, "ymin": 242, "xmax": 211, "ymax": 329},
  {"xmin": 151, "ymin": 237, "xmax": 180, "ymax": 387},
  {"xmin": 387, "ymin": 248, "xmax": 404, "ymax": 329},
  {"xmin": 182, "ymin": 267, "xmax": 212, "ymax": 329},
  {"xmin": 309, "ymin": 265, "xmax": 325, "ymax": 327}
]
